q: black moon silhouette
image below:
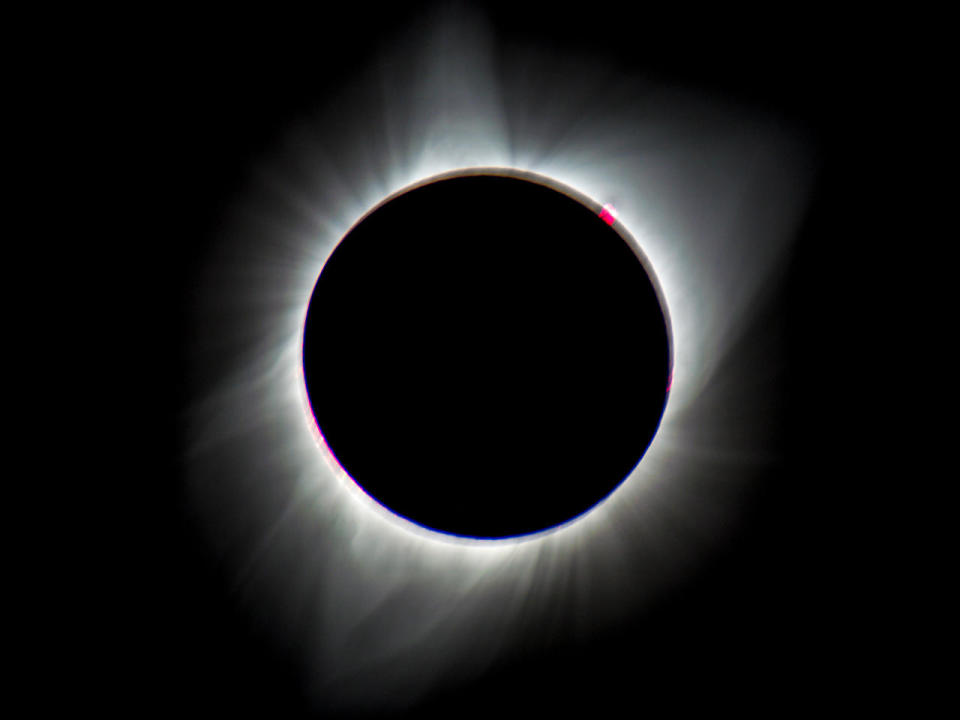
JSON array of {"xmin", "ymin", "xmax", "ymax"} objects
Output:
[{"xmin": 302, "ymin": 172, "xmax": 671, "ymax": 538}]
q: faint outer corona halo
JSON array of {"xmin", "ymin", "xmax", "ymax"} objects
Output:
[{"xmin": 185, "ymin": 15, "xmax": 813, "ymax": 708}]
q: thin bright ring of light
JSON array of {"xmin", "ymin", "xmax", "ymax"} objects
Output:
[
  {"xmin": 186, "ymin": 7, "xmax": 813, "ymax": 713},
  {"xmin": 300, "ymin": 165, "xmax": 675, "ymax": 542}
]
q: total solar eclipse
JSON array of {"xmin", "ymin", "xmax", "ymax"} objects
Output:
[{"xmin": 302, "ymin": 171, "xmax": 672, "ymax": 539}]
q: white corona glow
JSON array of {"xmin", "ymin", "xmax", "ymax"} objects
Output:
[{"xmin": 186, "ymin": 6, "xmax": 814, "ymax": 713}]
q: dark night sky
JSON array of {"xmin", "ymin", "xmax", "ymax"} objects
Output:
[{"xmin": 72, "ymin": 3, "xmax": 919, "ymax": 715}]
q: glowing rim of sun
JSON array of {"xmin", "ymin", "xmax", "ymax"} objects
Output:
[{"xmin": 295, "ymin": 165, "xmax": 675, "ymax": 546}]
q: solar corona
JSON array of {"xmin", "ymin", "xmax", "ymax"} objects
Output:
[
  {"xmin": 184, "ymin": 10, "xmax": 812, "ymax": 710},
  {"xmin": 301, "ymin": 170, "xmax": 672, "ymax": 539}
]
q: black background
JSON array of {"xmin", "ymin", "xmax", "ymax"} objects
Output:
[{"xmin": 74, "ymin": 3, "xmax": 915, "ymax": 715}]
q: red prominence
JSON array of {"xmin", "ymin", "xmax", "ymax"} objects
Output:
[{"xmin": 599, "ymin": 203, "xmax": 618, "ymax": 225}]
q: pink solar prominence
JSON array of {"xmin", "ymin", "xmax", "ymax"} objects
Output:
[{"xmin": 598, "ymin": 203, "xmax": 618, "ymax": 225}]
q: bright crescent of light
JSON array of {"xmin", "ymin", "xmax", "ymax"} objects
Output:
[{"xmin": 185, "ymin": 6, "xmax": 813, "ymax": 713}]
